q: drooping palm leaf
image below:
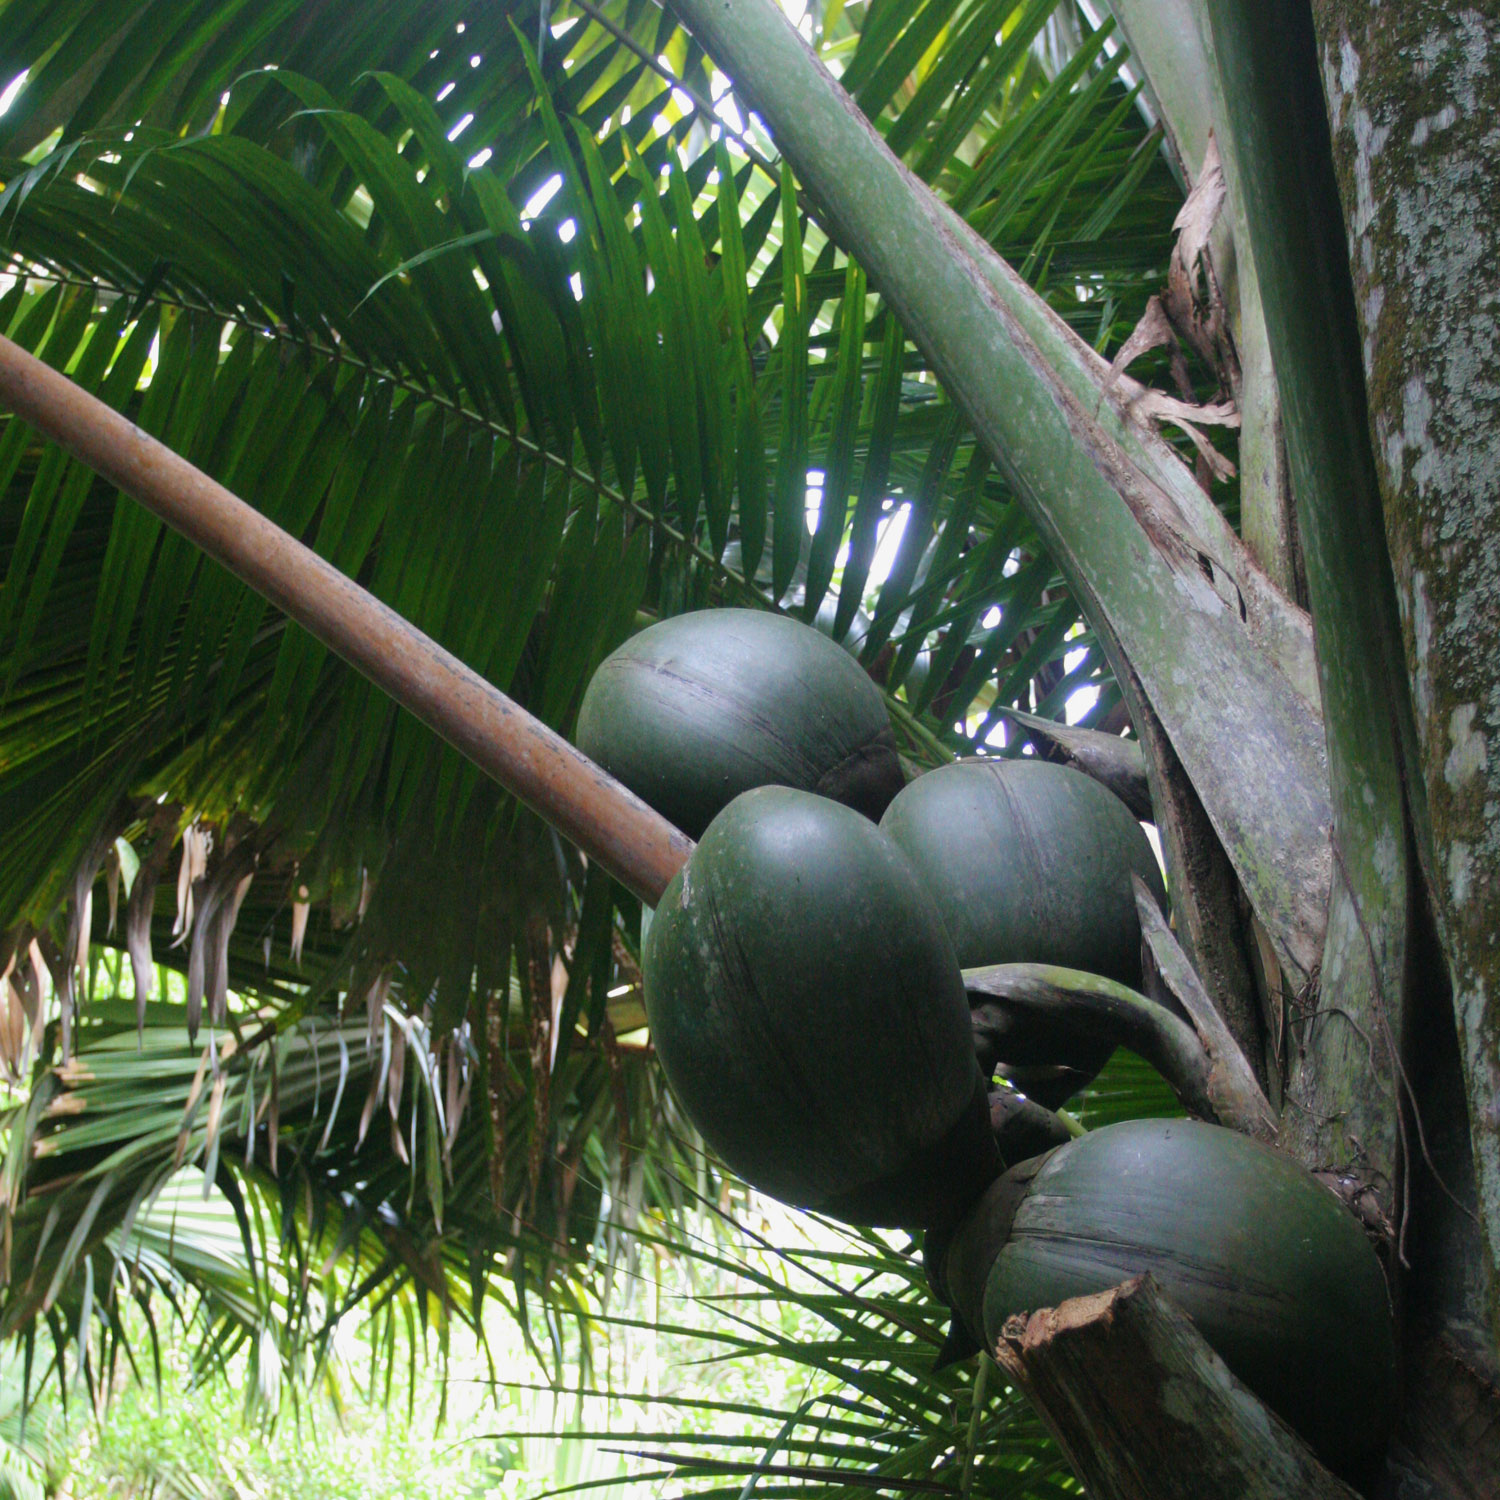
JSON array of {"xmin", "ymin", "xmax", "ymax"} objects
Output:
[
  {"xmin": 2, "ymin": 984, "xmax": 727, "ymax": 1399},
  {"xmin": 0, "ymin": 0, "xmax": 1201, "ymax": 1386}
]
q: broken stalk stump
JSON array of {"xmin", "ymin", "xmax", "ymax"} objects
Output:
[{"xmin": 993, "ymin": 1275, "xmax": 1362, "ymax": 1500}]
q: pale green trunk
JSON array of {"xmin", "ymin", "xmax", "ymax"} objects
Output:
[{"xmin": 1203, "ymin": 0, "xmax": 1415, "ymax": 1211}]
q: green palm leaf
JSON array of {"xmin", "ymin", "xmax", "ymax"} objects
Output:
[{"xmin": 0, "ymin": 5, "xmax": 1205, "ymax": 1455}]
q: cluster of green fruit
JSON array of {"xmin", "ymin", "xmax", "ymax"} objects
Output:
[{"xmin": 577, "ymin": 608, "xmax": 1394, "ymax": 1473}]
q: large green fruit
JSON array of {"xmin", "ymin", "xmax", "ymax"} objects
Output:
[
  {"xmin": 941, "ymin": 1119, "xmax": 1396, "ymax": 1474},
  {"xmin": 576, "ymin": 609, "xmax": 903, "ymax": 839},
  {"xmin": 644, "ymin": 786, "xmax": 1000, "ymax": 1228},
  {"xmin": 880, "ymin": 759, "xmax": 1166, "ymax": 987}
]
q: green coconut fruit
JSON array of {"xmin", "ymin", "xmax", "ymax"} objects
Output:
[
  {"xmin": 881, "ymin": 758, "xmax": 1166, "ymax": 987},
  {"xmin": 880, "ymin": 759, "xmax": 1167, "ymax": 1107},
  {"xmin": 643, "ymin": 785, "xmax": 1001, "ymax": 1229},
  {"xmin": 939, "ymin": 1118, "xmax": 1396, "ymax": 1474},
  {"xmin": 576, "ymin": 609, "xmax": 904, "ymax": 839}
]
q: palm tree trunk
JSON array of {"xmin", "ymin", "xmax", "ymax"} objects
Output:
[
  {"xmin": 1201, "ymin": 0, "xmax": 1416, "ymax": 1217},
  {"xmin": 1310, "ymin": 0, "xmax": 1500, "ymax": 1354}
]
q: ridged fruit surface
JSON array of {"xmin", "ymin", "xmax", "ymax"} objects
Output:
[
  {"xmin": 576, "ymin": 609, "xmax": 903, "ymax": 839},
  {"xmin": 967, "ymin": 1119, "xmax": 1396, "ymax": 1472},
  {"xmin": 643, "ymin": 786, "xmax": 999, "ymax": 1227},
  {"xmin": 880, "ymin": 759, "xmax": 1166, "ymax": 987}
]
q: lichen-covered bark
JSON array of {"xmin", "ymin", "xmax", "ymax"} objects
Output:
[{"xmin": 1313, "ymin": 0, "xmax": 1500, "ymax": 1344}]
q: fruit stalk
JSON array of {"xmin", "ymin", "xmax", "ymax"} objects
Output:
[
  {"xmin": 965, "ymin": 962, "xmax": 1275, "ymax": 1138},
  {"xmin": 0, "ymin": 333, "xmax": 694, "ymax": 907}
]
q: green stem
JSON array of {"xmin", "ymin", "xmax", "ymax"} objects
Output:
[
  {"xmin": 964, "ymin": 961, "xmax": 1273, "ymax": 1137},
  {"xmin": 1202, "ymin": 0, "xmax": 1415, "ymax": 1199},
  {"xmin": 666, "ymin": 0, "xmax": 1332, "ymax": 997}
]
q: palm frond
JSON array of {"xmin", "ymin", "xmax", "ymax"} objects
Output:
[
  {"xmin": 0, "ymin": 0, "xmax": 1203, "ymax": 1419},
  {"xmin": 0, "ymin": 986, "xmax": 724, "ymax": 1394}
]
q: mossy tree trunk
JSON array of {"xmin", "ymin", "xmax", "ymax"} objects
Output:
[{"xmin": 1311, "ymin": 0, "xmax": 1500, "ymax": 1356}]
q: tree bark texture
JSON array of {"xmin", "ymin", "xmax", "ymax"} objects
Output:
[
  {"xmin": 1387, "ymin": 1331, "xmax": 1500, "ymax": 1495},
  {"xmin": 991, "ymin": 1276, "xmax": 1362, "ymax": 1500},
  {"xmin": 1311, "ymin": 0, "xmax": 1500, "ymax": 1350}
]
